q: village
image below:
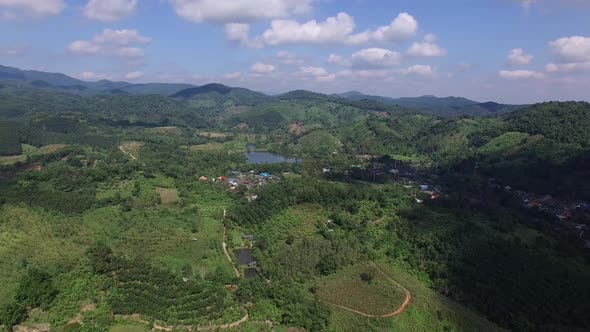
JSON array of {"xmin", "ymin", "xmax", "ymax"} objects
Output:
[{"xmin": 487, "ymin": 179, "xmax": 590, "ymax": 249}]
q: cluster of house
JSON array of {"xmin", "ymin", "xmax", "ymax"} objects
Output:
[
  {"xmin": 505, "ymin": 187, "xmax": 590, "ymax": 222},
  {"xmin": 198, "ymin": 170, "xmax": 279, "ymax": 193},
  {"xmin": 497, "ymin": 184, "xmax": 590, "ymax": 248}
]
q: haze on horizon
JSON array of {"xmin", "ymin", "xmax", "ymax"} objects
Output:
[{"xmin": 1, "ymin": 0, "xmax": 589, "ymax": 104}]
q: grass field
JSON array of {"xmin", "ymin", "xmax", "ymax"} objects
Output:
[
  {"xmin": 146, "ymin": 126, "xmax": 182, "ymax": 135},
  {"xmin": 324, "ymin": 262, "xmax": 504, "ymax": 332},
  {"xmin": 316, "ymin": 262, "xmax": 408, "ymax": 316},
  {"xmin": 155, "ymin": 187, "xmax": 180, "ymax": 205},
  {"xmin": 0, "ymin": 144, "xmax": 68, "ymax": 165},
  {"xmin": 198, "ymin": 131, "xmax": 230, "ymax": 138},
  {"xmin": 110, "ymin": 324, "xmax": 148, "ymax": 332}
]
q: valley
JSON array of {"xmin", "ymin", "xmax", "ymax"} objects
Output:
[{"xmin": 0, "ymin": 66, "xmax": 589, "ymax": 332}]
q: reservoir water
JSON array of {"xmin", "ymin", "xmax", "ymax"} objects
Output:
[{"xmin": 244, "ymin": 144, "xmax": 300, "ymax": 164}]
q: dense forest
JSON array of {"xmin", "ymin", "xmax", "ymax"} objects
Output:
[{"xmin": 0, "ymin": 75, "xmax": 589, "ymax": 332}]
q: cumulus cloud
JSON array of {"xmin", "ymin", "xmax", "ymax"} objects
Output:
[
  {"xmin": 507, "ymin": 48, "xmax": 533, "ymax": 66},
  {"xmin": 545, "ymin": 36, "xmax": 590, "ymax": 73},
  {"xmin": 407, "ymin": 42, "xmax": 446, "ymax": 57},
  {"xmin": 328, "ymin": 54, "xmax": 350, "ymax": 66},
  {"xmin": 549, "ymin": 36, "xmax": 590, "ymax": 63},
  {"xmin": 124, "ymin": 71, "xmax": 144, "ymax": 80},
  {"xmin": 0, "ymin": 0, "xmax": 65, "ymax": 18},
  {"xmin": 350, "ymin": 48, "xmax": 401, "ymax": 68},
  {"xmin": 298, "ymin": 66, "xmax": 335, "ymax": 82},
  {"xmin": 250, "ymin": 62, "xmax": 276, "ymax": 74},
  {"xmin": 546, "ymin": 62, "xmax": 590, "ymax": 73},
  {"xmin": 499, "ymin": 69, "xmax": 544, "ymax": 79},
  {"xmin": 84, "ymin": 0, "xmax": 137, "ymax": 22},
  {"xmin": 365, "ymin": 12, "xmax": 418, "ymax": 42},
  {"xmin": 402, "ymin": 64, "xmax": 435, "ymax": 77},
  {"xmin": 237, "ymin": 12, "xmax": 418, "ymax": 47},
  {"xmin": 169, "ymin": 0, "xmax": 313, "ymax": 23},
  {"xmin": 257, "ymin": 12, "xmax": 358, "ymax": 46},
  {"xmin": 67, "ymin": 29, "xmax": 151, "ymax": 60}
]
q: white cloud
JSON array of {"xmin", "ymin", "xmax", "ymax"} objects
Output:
[
  {"xmin": 258, "ymin": 12, "xmax": 358, "ymax": 46},
  {"xmin": 299, "ymin": 66, "xmax": 335, "ymax": 82},
  {"xmin": 94, "ymin": 29, "xmax": 151, "ymax": 45},
  {"xmin": 328, "ymin": 54, "xmax": 350, "ymax": 66},
  {"xmin": 224, "ymin": 71, "xmax": 241, "ymax": 79},
  {"xmin": 77, "ymin": 71, "xmax": 112, "ymax": 81},
  {"xmin": 250, "ymin": 62, "xmax": 276, "ymax": 74},
  {"xmin": 367, "ymin": 12, "xmax": 418, "ymax": 42},
  {"xmin": 499, "ymin": 69, "xmax": 544, "ymax": 79},
  {"xmin": 225, "ymin": 23, "xmax": 251, "ymax": 46},
  {"xmin": 546, "ymin": 62, "xmax": 590, "ymax": 73},
  {"xmin": 545, "ymin": 36, "xmax": 590, "ymax": 74},
  {"xmin": 0, "ymin": 44, "xmax": 29, "ymax": 56},
  {"xmin": 350, "ymin": 48, "xmax": 401, "ymax": 68},
  {"xmin": 407, "ymin": 42, "xmax": 446, "ymax": 57},
  {"xmin": 124, "ymin": 71, "xmax": 144, "ymax": 80},
  {"xmin": 67, "ymin": 29, "xmax": 151, "ymax": 60},
  {"xmin": 402, "ymin": 64, "xmax": 435, "ymax": 77},
  {"xmin": 242, "ymin": 12, "xmax": 418, "ymax": 47},
  {"xmin": 169, "ymin": 0, "xmax": 313, "ymax": 23},
  {"xmin": 0, "ymin": 0, "xmax": 65, "ymax": 18},
  {"xmin": 84, "ymin": 0, "xmax": 137, "ymax": 22},
  {"xmin": 507, "ymin": 48, "xmax": 533, "ymax": 66},
  {"xmin": 300, "ymin": 66, "xmax": 328, "ymax": 76},
  {"xmin": 549, "ymin": 36, "xmax": 590, "ymax": 63}
]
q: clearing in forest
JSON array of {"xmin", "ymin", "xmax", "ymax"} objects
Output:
[
  {"xmin": 316, "ymin": 262, "xmax": 409, "ymax": 317},
  {"xmin": 146, "ymin": 126, "xmax": 182, "ymax": 135},
  {"xmin": 155, "ymin": 187, "xmax": 180, "ymax": 205}
]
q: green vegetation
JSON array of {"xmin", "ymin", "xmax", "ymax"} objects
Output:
[{"xmin": 0, "ymin": 78, "xmax": 589, "ymax": 331}]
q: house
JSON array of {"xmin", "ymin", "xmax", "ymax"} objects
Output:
[
  {"xmin": 248, "ymin": 261, "xmax": 258, "ymax": 268},
  {"xmin": 419, "ymin": 185, "xmax": 429, "ymax": 191},
  {"xmin": 34, "ymin": 165, "xmax": 43, "ymax": 171},
  {"xmin": 218, "ymin": 176, "xmax": 227, "ymax": 181},
  {"xmin": 198, "ymin": 176, "xmax": 208, "ymax": 181},
  {"xmin": 242, "ymin": 234, "xmax": 254, "ymax": 241},
  {"xmin": 322, "ymin": 168, "xmax": 330, "ymax": 173},
  {"xmin": 260, "ymin": 172, "xmax": 270, "ymax": 178}
]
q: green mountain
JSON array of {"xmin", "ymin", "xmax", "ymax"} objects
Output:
[
  {"xmin": 0, "ymin": 65, "xmax": 193, "ymax": 95},
  {"xmin": 334, "ymin": 91, "xmax": 524, "ymax": 116}
]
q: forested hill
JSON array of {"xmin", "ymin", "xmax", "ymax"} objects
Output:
[
  {"xmin": 0, "ymin": 64, "xmax": 528, "ymax": 117},
  {"xmin": 333, "ymin": 91, "xmax": 524, "ymax": 117}
]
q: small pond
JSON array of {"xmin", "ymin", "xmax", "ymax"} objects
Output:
[
  {"xmin": 234, "ymin": 249, "xmax": 255, "ymax": 265},
  {"xmin": 244, "ymin": 144, "xmax": 300, "ymax": 164}
]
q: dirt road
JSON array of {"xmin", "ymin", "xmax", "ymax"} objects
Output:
[{"xmin": 324, "ymin": 262, "xmax": 412, "ymax": 318}]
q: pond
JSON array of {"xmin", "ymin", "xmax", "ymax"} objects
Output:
[
  {"xmin": 244, "ymin": 144, "xmax": 300, "ymax": 164},
  {"xmin": 234, "ymin": 249, "xmax": 255, "ymax": 265}
]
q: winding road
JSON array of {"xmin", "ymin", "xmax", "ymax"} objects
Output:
[{"xmin": 323, "ymin": 262, "xmax": 412, "ymax": 318}]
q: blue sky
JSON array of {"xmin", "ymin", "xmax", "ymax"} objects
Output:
[{"xmin": 1, "ymin": 0, "xmax": 589, "ymax": 103}]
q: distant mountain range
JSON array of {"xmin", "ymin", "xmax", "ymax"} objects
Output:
[
  {"xmin": 0, "ymin": 65, "xmax": 194, "ymax": 96},
  {"xmin": 0, "ymin": 64, "xmax": 523, "ymax": 116},
  {"xmin": 332, "ymin": 91, "xmax": 524, "ymax": 116}
]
